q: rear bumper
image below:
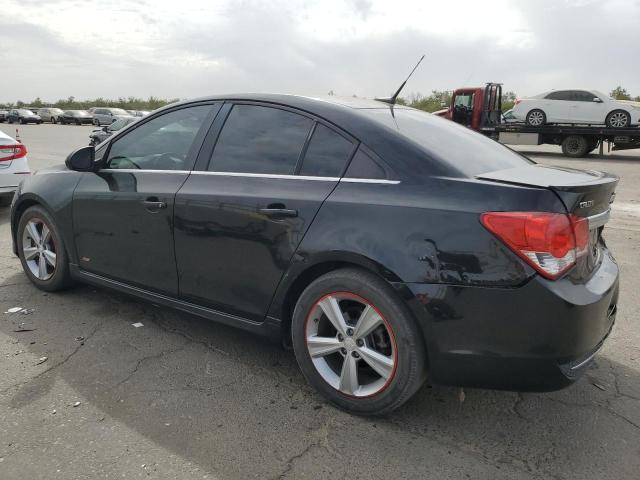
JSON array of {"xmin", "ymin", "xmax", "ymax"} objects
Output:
[{"xmin": 397, "ymin": 247, "xmax": 619, "ymax": 391}]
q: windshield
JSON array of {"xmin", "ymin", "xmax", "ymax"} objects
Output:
[
  {"xmin": 18, "ymin": 109, "xmax": 34, "ymax": 115},
  {"xmin": 359, "ymin": 107, "xmax": 533, "ymax": 177}
]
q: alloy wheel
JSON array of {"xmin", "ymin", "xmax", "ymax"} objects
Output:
[
  {"xmin": 608, "ymin": 112, "xmax": 628, "ymax": 128},
  {"xmin": 22, "ymin": 219, "xmax": 57, "ymax": 281},
  {"xmin": 304, "ymin": 292, "xmax": 397, "ymax": 397},
  {"xmin": 527, "ymin": 110, "xmax": 544, "ymax": 126}
]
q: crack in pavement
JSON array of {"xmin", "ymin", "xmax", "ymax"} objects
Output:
[
  {"xmin": 111, "ymin": 342, "xmax": 190, "ymax": 390},
  {"xmin": 0, "ymin": 321, "xmax": 104, "ymax": 396}
]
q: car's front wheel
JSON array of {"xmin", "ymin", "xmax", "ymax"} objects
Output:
[
  {"xmin": 606, "ymin": 110, "xmax": 630, "ymax": 128},
  {"xmin": 526, "ymin": 109, "xmax": 546, "ymax": 126},
  {"xmin": 17, "ymin": 206, "xmax": 72, "ymax": 291},
  {"xmin": 292, "ymin": 268, "xmax": 427, "ymax": 415}
]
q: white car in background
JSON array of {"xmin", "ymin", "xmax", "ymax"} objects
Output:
[
  {"xmin": 512, "ymin": 89, "xmax": 640, "ymax": 128},
  {"xmin": 0, "ymin": 130, "xmax": 30, "ymax": 206}
]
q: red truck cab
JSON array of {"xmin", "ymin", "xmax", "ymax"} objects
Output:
[{"xmin": 435, "ymin": 83, "xmax": 503, "ymax": 131}]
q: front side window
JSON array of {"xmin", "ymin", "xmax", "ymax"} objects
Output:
[
  {"xmin": 574, "ymin": 91, "xmax": 597, "ymax": 102},
  {"xmin": 106, "ymin": 105, "xmax": 212, "ymax": 171},
  {"xmin": 299, "ymin": 124, "xmax": 354, "ymax": 177},
  {"xmin": 209, "ymin": 104, "xmax": 313, "ymax": 175}
]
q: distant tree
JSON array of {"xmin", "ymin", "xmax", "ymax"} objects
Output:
[
  {"xmin": 502, "ymin": 90, "xmax": 518, "ymax": 111},
  {"xmin": 16, "ymin": 100, "xmax": 24, "ymax": 107},
  {"xmin": 610, "ymin": 86, "xmax": 631, "ymax": 100},
  {"xmin": 406, "ymin": 90, "xmax": 452, "ymax": 112},
  {"xmin": 635, "ymin": 96, "xmax": 640, "ymax": 102}
]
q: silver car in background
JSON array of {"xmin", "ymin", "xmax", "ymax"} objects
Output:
[
  {"xmin": 92, "ymin": 107, "xmax": 133, "ymax": 126},
  {"xmin": 37, "ymin": 108, "xmax": 65, "ymax": 123}
]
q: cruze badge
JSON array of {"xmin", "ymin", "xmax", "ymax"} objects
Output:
[{"xmin": 579, "ymin": 200, "xmax": 594, "ymax": 209}]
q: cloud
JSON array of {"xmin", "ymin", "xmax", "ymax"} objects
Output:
[{"xmin": 0, "ymin": 0, "xmax": 638, "ymax": 103}]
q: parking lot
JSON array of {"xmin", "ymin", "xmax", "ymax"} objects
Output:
[{"xmin": 1, "ymin": 123, "xmax": 639, "ymax": 479}]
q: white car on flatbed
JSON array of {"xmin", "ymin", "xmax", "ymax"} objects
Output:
[
  {"xmin": 0, "ymin": 130, "xmax": 30, "ymax": 206},
  {"xmin": 512, "ymin": 89, "xmax": 640, "ymax": 128}
]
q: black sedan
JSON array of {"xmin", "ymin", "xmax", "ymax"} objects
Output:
[
  {"xmin": 59, "ymin": 110, "xmax": 93, "ymax": 125},
  {"xmin": 9, "ymin": 94, "xmax": 619, "ymax": 415},
  {"xmin": 7, "ymin": 109, "xmax": 42, "ymax": 124}
]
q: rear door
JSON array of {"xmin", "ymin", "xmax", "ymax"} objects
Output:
[
  {"xmin": 544, "ymin": 91, "xmax": 572, "ymax": 122},
  {"xmin": 174, "ymin": 102, "xmax": 356, "ymax": 321},
  {"xmin": 72, "ymin": 103, "xmax": 218, "ymax": 295}
]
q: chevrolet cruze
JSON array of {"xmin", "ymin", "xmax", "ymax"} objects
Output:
[{"xmin": 10, "ymin": 94, "xmax": 619, "ymax": 415}]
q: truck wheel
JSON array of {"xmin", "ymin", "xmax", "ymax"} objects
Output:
[
  {"xmin": 561, "ymin": 135, "xmax": 589, "ymax": 157},
  {"xmin": 606, "ymin": 110, "xmax": 630, "ymax": 128},
  {"xmin": 526, "ymin": 109, "xmax": 546, "ymax": 126}
]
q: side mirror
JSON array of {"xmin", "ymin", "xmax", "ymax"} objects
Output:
[
  {"xmin": 593, "ymin": 97, "xmax": 603, "ymax": 103},
  {"xmin": 65, "ymin": 146, "xmax": 95, "ymax": 171}
]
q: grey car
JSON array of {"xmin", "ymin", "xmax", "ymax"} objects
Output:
[
  {"xmin": 37, "ymin": 108, "xmax": 65, "ymax": 123},
  {"xmin": 89, "ymin": 116, "xmax": 137, "ymax": 146},
  {"xmin": 92, "ymin": 107, "xmax": 133, "ymax": 126}
]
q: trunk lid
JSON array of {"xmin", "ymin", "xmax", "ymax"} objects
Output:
[{"xmin": 477, "ymin": 164, "xmax": 618, "ymax": 279}]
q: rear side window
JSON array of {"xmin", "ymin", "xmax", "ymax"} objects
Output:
[
  {"xmin": 299, "ymin": 124, "xmax": 354, "ymax": 177},
  {"xmin": 344, "ymin": 149, "xmax": 387, "ymax": 179},
  {"xmin": 545, "ymin": 91, "xmax": 571, "ymax": 101},
  {"xmin": 210, "ymin": 105, "xmax": 313, "ymax": 175}
]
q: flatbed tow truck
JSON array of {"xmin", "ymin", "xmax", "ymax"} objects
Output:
[{"xmin": 435, "ymin": 83, "xmax": 640, "ymax": 158}]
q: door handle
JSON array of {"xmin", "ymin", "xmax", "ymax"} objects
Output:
[
  {"xmin": 259, "ymin": 207, "xmax": 298, "ymax": 218},
  {"xmin": 142, "ymin": 198, "xmax": 167, "ymax": 211}
]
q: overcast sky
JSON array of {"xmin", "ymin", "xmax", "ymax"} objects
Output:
[{"xmin": 1, "ymin": 0, "xmax": 638, "ymax": 103}]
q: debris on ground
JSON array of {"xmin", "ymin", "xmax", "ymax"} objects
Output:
[
  {"xmin": 131, "ymin": 322, "xmax": 144, "ymax": 328},
  {"xmin": 591, "ymin": 380, "xmax": 607, "ymax": 391},
  {"xmin": 75, "ymin": 336, "xmax": 84, "ymax": 342},
  {"xmin": 458, "ymin": 387, "xmax": 466, "ymax": 403},
  {"xmin": 52, "ymin": 409, "xmax": 56, "ymax": 415},
  {"xmin": 18, "ymin": 308, "xmax": 35, "ymax": 315},
  {"xmin": 36, "ymin": 356, "xmax": 48, "ymax": 365},
  {"xmin": 5, "ymin": 307, "xmax": 24, "ymax": 313},
  {"xmin": 13, "ymin": 327, "xmax": 36, "ymax": 333},
  {"xmin": 72, "ymin": 401, "xmax": 81, "ymax": 407}
]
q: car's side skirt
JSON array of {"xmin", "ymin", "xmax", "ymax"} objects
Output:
[{"xmin": 70, "ymin": 265, "xmax": 282, "ymax": 340}]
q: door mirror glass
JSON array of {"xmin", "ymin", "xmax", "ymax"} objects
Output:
[
  {"xmin": 65, "ymin": 146, "xmax": 96, "ymax": 171},
  {"xmin": 593, "ymin": 97, "xmax": 603, "ymax": 103}
]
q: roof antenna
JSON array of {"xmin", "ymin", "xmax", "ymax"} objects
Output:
[{"xmin": 375, "ymin": 54, "xmax": 425, "ymax": 105}]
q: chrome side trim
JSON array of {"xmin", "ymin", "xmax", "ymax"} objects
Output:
[
  {"xmin": 189, "ymin": 171, "xmax": 340, "ymax": 181},
  {"xmin": 587, "ymin": 209, "xmax": 610, "ymax": 230},
  {"xmin": 340, "ymin": 178, "xmax": 401, "ymax": 185},
  {"xmin": 98, "ymin": 169, "xmax": 191, "ymax": 174},
  {"xmin": 96, "ymin": 169, "xmax": 401, "ymax": 184}
]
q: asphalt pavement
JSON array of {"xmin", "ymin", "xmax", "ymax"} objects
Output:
[{"xmin": 0, "ymin": 123, "xmax": 639, "ymax": 479}]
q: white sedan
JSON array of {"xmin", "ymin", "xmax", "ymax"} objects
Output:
[
  {"xmin": 0, "ymin": 130, "xmax": 31, "ymax": 206},
  {"xmin": 512, "ymin": 89, "xmax": 640, "ymax": 128}
]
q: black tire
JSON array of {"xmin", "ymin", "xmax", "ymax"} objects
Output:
[
  {"xmin": 526, "ymin": 109, "xmax": 546, "ymax": 126},
  {"xmin": 51, "ymin": 117, "xmax": 57, "ymax": 124},
  {"xmin": 93, "ymin": 119, "xmax": 99, "ymax": 126},
  {"xmin": 291, "ymin": 268, "xmax": 427, "ymax": 416},
  {"xmin": 75, "ymin": 120, "xmax": 81, "ymax": 125},
  {"xmin": 606, "ymin": 110, "xmax": 631, "ymax": 128},
  {"xmin": 561, "ymin": 135, "xmax": 589, "ymax": 158},
  {"xmin": 587, "ymin": 139, "xmax": 599, "ymax": 153},
  {"xmin": 20, "ymin": 119, "xmax": 25, "ymax": 125},
  {"xmin": 17, "ymin": 206, "xmax": 73, "ymax": 292}
]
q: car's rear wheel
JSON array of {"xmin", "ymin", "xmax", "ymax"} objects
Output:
[
  {"xmin": 561, "ymin": 135, "xmax": 589, "ymax": 157},
  {"xmin": 291, "ymin": 268, "xmax": 426, "ymax": 415},
  {"xmin": 17, "ymin": 206, "xmax": 72, "ymax": 291},
  {"xmin": 606, "ymin": 110, "xmax": 630, "ymax": 128},
  {"xmin": 526, "ymin": 109, "xmax": 546, "ymax": 126},
  {"xmin": 51, "ymin": 117, "xmax": 57, "ymax": 124}
]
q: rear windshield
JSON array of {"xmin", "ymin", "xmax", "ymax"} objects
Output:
[{"xmin": 359, "ymin": 108, "xmax": 533, "ymax": 177}]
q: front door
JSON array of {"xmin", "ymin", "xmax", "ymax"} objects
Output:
[
  {"xmin": 72, "ymin": 103, "xmax": 218, "ymax": 295},
  {"xmin": 174, "ymin": 103, "xmax": 356, "ymax": 321}
]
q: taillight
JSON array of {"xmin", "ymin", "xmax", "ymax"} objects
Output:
[
  {"xmin": 481, "ymin": 212, "xmax": 589, "ymax": 280},
  {"xmin": 0, "ymin": 144, "xmax": 27, "ymax": 162}
]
